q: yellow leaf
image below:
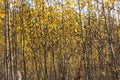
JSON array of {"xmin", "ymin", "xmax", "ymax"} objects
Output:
[
  {"xmin": 104, "ymin": 0, "xmax": 108, "ymax": 4},
  {"xmin": 81, "ymin": 2, "xmax": 86, "ymax": 8},
  {"xmin": 75, "ymin": 29, "xmax": 77, "ymax": 33},
  {"xmin": 110, "ymin": 0, "xmax": 114, "ymax": 4}
]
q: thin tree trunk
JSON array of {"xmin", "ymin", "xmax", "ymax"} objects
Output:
[{"xmin": 21, "ymin": 1, "xmax": 27, "ymax": 79}]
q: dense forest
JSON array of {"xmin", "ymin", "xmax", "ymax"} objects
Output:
[{"xmin": 0, "ymin": 0, "xmax": 120, "ymax": 80}]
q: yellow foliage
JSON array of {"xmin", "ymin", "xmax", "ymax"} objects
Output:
[
  {"xmin": 81, "ymin": 2, "xmax": 86, "ymax": 8},
  {"xmin": 0, "ymin": 0, "xmax": 119, "ymax": 80},
  {"xmin": 104, "ymin": 0, "xmax": 109, "ymax": 4}
]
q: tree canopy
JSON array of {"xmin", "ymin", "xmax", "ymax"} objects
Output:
[{"xmin": 0, "ymin": 0, "xmax": 120, "ymax": 80}]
